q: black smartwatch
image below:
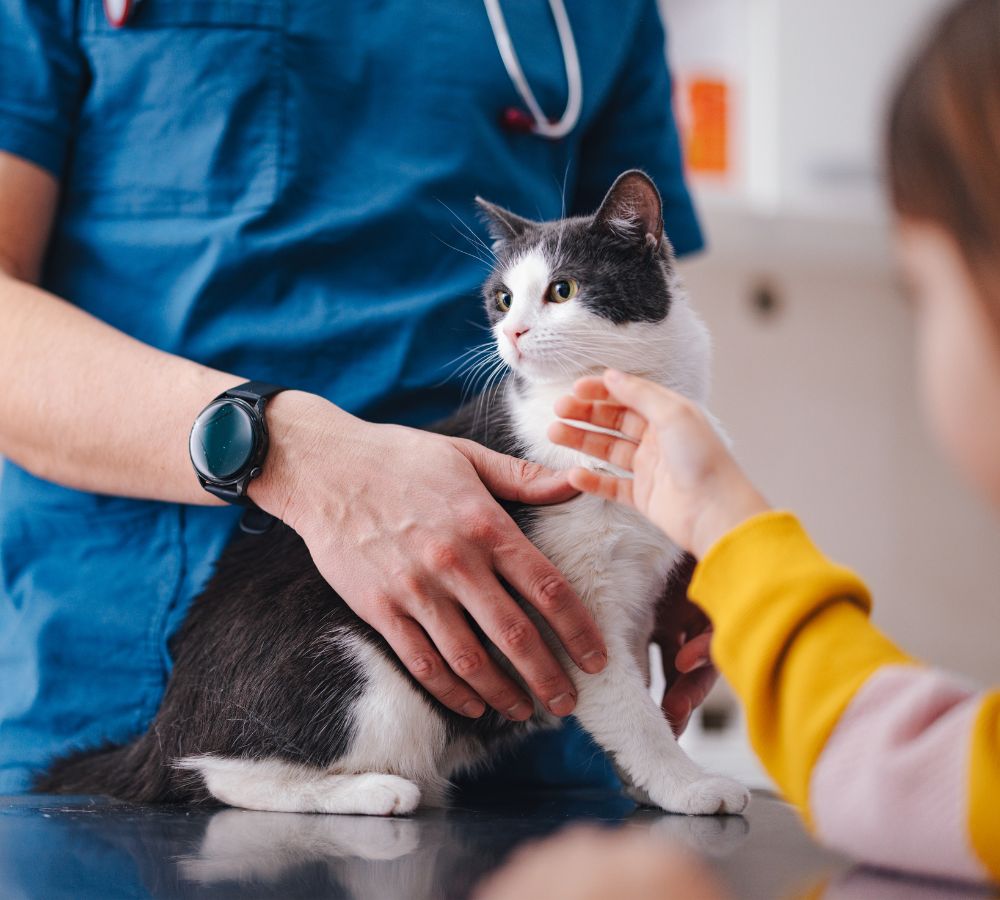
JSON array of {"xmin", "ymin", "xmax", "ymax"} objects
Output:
[{"xmin": 189, "ymin": 381, "xmax": 287, "ymax": 530}]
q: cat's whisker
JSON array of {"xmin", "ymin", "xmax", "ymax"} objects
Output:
[
  {"xmin": 559, "ymin": 159, "xmax": 571, "ymax": 221},
  {"xmin": 477, "ymin": 357, "xmax": 508, "ymax": 400},
  {"xmin": 459, "ymin": 345, "xmax": 500, "ymax": 374},
  {"xmin": 437, "ymin": 198, "xmax": 502, "ymax": 266},
  {"xmin": 450, "ymin": 222, "xmax": 499, "ymax": 268},
  {"xmin": 482, "ymin": 369, "xmax": 508, "ymax": 438},
  {"xmin": 432, "ymin": 233, "xmax": 493, "ymax": 271},
  {"xmin": 553, "ymin": 161, "xmax": 572, "ymax": 266},
  {"xmin": 458, "ymin": 360, "xmax": 497, "ymax": 399},
  {"xmin": 472, "ymin": 358, "xmax": 510, "ymax": 437},
  {"xmin": 453, "ymin": 221, "xmax": 501, "ymax": 266},
  {"xmin": 444, "ymin": 341, "xmax": 496, "ymax": 369},
  {"xmin": 456, "ymin": 350, "xmax": 507, "ymax": 402},
  {"xmin": 445, "ymin": 203, "xmax": 499, "ymax": 261},
  {"xmin": 430, "ymin": 341, "xmax": 499, "ymax": 390},
  {"xmin": 448, "ymin": 342, "xmax": 494, "ymax": 362}
]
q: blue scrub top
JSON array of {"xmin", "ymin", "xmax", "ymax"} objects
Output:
[{"xmin": 0, "ymin": 0, "xmax": 701, "ymax": 793}]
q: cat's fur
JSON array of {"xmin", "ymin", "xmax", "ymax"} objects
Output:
[{"xmin": 37, "ymin": 171, "xmax": 749, "ymax": 817}]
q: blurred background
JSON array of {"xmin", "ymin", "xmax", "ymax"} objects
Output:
[{"xmin": 658, "ymin": 0, "xmax": 1000, "ymax": 786}]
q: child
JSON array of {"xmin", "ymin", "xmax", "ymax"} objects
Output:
[{"xmin": 486, "ymin": 0, "xmax": 1000, "ymax": 890}]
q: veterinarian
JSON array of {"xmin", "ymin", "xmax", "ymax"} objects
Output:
[{"xmin": 0, "ymin": 0, "xmax": 710, "ymax": 793}]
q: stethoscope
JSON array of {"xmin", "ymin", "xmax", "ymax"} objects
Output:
[
  {"xmin": 103, "ymin": 0, "xmax": 582, "ymax": 140},
  {"xmin": 483, "ymin": 0, "xmax": 583, "ymax": 139}
]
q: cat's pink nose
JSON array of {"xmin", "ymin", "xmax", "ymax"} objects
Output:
[{"xmin": 505, "ymin": 325, "xmax": 530, "ymax": 346}]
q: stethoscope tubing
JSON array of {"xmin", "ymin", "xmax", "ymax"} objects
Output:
[{"xmin": 483, "ymin": 0, "xmax": 583, "ymax": 139}]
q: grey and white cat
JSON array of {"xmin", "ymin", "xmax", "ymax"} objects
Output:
[{"xmin": 38, "ymin": 171, "xmax": 749, "ymax": 818}]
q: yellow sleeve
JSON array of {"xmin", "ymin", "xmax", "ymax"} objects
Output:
[
  {"xmin": 688, "ymin": 511, "xmax": 913, "ymax": 822},
  {"xmin": 970, "ymin": 693, "xmax": 1000, "ymax": 878}
]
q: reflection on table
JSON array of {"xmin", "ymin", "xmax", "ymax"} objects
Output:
[{"xmin": 0, "ymin": 791, "xmax": 988, "ymax": 899}]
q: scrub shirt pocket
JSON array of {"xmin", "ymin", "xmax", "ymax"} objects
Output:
[{"xmin": 71, "ymin": 0, "xmax": 285, "ymax": 217}]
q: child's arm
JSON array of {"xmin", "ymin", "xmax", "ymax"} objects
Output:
[
  {"xmin": 693, "ymin": 511, "xmax": 997, "ymax": 883},
  {"xmin": 549, "ymin": 369, "xmax": 1000, "ymax": 884}
]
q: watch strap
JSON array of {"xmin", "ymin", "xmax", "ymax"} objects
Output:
[
  {"xmin": 222, "ymin": 381, "xmax": 286, "ymax": 406},
  {"xmin": 202, "ymin": 481, "xmax": 253, "ymax": 506}
]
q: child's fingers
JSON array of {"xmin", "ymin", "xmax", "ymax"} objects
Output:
[
  {"xmin": 567, "ymin": 467, "xmax": 634, "ymax": 505},
  {"xmin": 553, "ymin": 396, "xmax": 647, "ymax": 440},
  {"xmin": 547, "ymin": 422, "xmax": 638, "ymax": 471},
  {"xmin": 663, "ymin": 665, "xmax": 718, "ymax": 737},
  {"xmin": 604, "ymin": 368, "xmax": 681, "ymax": 421},
  {"xmin": 570, "ymin": 376, "xmax": 611, "ymax": 402},
  {"xmin": 675, "ymin": 630, "xmax": 714, "ymax": 674}
]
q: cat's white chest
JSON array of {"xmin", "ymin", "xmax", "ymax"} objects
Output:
[
  {"xmin": 509, "ymin": 382, "xmax": 680, "ymax": 621},
  {"xmin": 530, "ymin": 496, "xmax": 678, "ymax": 621}
]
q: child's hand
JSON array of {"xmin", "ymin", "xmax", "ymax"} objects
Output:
[{"xmin": 548, "ymin": 369, "xmax": 770, "ymax": 558}]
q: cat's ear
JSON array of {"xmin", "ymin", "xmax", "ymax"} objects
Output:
[
  {"xmin": 475, "ymin": 197, "xmax": 535, "ymax": 244},
  {"xmin": 592, "ymin": 170, "xmax": 664, "ymax": 251}
]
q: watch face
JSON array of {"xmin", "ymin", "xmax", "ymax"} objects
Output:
[{"xmin": 189, "ymin": 400, "xmax": 257, "ymax": 482}]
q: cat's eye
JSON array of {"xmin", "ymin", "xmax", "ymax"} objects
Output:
[
  {"xmin": 548, "ymin": 279, "xmax": 578, "ymax": 303},
  {"xmin": 495, "ymin": 288, "xmax": 512, "ymax": 312}
]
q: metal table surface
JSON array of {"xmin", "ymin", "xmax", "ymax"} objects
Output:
[{"xmin": 0, "ymin": 791, "xmax": 991, "ymax": 899}]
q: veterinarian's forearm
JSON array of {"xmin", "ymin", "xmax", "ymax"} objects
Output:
[
  {"xmin": 0, "ymin": 268, "xmax": 247, "ymax": 503},
  {"xmin": 690, "ymin": 511, "xmax": 999, "ymax": 883},
  {"xmin": 0, "ymin": 151, "xmax": 261, "ymax": 503}
]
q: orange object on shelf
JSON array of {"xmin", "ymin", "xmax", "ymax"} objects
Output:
[{"xmin": 685, "ymin": 77, "xmax": 730, "ymax": 176}]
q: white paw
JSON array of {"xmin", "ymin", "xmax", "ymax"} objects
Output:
[
  {"xmin": 672, "ymin": 776, "xmax": 750, "ymax": 816},
  {"xmin": 343, "ymin": 774, "xmax": 422, "ymax": 817}
]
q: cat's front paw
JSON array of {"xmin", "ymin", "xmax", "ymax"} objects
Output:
[{"xmin": 671, "ymin": 775, "xmax": 750, "ymax": 816}]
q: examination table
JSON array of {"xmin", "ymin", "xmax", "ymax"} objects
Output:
[{"xmin": 0, "ymin": 790, "xmax": 989, "ymax": 898}]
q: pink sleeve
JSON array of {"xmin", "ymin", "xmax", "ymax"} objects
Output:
[{"xmin": 809, "ymin": 664, "xmax": 987, "ymax": 882}]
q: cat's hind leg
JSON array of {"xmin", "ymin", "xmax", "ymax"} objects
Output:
[{"xmin": 177, "ymin": 756, "xmax": 421, "ymax": 816}]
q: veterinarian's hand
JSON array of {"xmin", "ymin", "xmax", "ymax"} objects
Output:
[
  {"xmin": 250, "ymin": 391, "xmax": 607, "ymax": 721},
  {"xmin": 474, "ymin": 826, "xmax": 726, "ymax": 900},
  {"xmin": 548, "ymin": 370, "xmax": 770, "ymax": 559}
]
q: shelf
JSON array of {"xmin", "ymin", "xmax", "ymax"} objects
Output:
[{"xmin": 683, "ymin": 192, "xmax": 895, "ymax": 276}]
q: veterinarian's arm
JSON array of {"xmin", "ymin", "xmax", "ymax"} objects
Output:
[
  {"xmin": 551, "ymin": 369, "xmax": 999, "ymax": 884},
  {"xmin": 0, "ymin": 151, "xmax": 240, "ymax": 503}
]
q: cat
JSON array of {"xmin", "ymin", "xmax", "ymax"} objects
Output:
[{"xmin": 37, "ymin": 171, "xmax": 750, "ymax": 818}]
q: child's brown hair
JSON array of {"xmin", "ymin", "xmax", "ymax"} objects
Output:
[{"xmin": 889, "ymin": 0, "xmax": 1000, "ymax": 321}]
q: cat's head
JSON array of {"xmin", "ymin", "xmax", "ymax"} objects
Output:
[{"xmin": 477, "ymin": 170, "xmax": 705, "ymax": 390}]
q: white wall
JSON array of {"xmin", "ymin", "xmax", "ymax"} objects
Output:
[{"xmin": 772, "ymin": 0, "xmax": 948, "ymax": 217}]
